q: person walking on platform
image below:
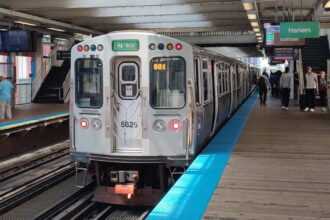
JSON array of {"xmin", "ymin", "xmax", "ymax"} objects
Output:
[
  {"xmin": 257, "ymin": 72, "xmax": 271, "ymax": 106},
  {"xmin": 304, "ymin": 67, "xmax": 318, "ymax": 112},
  {"xmin": 319, "ymin": 71, "xmax": 329, "ymax": 112},
  {"xmin": 0, "ymin": 75, "xmax": 14, "ymax": 120},
  {"xmin": 269, "ymin": 71, "xmax": 277, "ymax": 96},
  {"xmin": 280, "ymin": 67, "xmax": 292, "ymax": 110}
]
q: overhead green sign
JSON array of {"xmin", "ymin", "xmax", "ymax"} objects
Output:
[
  {"xmin": 280, "ymin": 22, "xmax": 320, "ymax": 39},
  {"xmin": 112, "ymin": 40, "xmax": 139, "ymax": 51}
]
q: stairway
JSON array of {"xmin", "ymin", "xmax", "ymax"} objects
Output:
[
  {"xmin": 33, "ymin": 59, "xmax": 70, "ymax": 103},
  {"xmin": 301, "ymin": 36, "xmax": 330, "ymax": 73}
]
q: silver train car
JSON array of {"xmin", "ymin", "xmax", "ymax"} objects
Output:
[{"xmin": 70, "ymin": 31, "xmax": 259, "ymax": 205}]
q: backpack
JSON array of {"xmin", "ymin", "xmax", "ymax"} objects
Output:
[{"xmin": 269, "ymin": 74, "xmax": 276, "ymax": 84}]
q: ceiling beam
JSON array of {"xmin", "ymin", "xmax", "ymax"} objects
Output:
[
  {"xmin": 111, "ymin": 25, "xmax": 253, "ymax": 33},
  {"xmin": 1, "ymin": 0, "xmax": 242, "ymax": 10},
  {"xmin": 91, "ymin": 19, "xmax": 250, "ymax": 30},
  {"xmin": 0, "ymin": 7, "xmax": 104, "ymax": 35},
  {"xmin": 19, "ymin": 3, "xmax": 245, "ymax": 18},
  {"xmin": 68, "ymin": 12, "xmax": 248, "ymax": 25}
]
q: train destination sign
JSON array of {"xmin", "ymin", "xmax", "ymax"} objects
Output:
[
  {"xmin": 112, "ymin": 40, "xmax": 139, "ymax": 51},
  {"xmin": 280, "ymin": 22, "xmax": 320, "ymax": 38}
]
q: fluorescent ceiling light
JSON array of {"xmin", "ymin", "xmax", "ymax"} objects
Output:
[
  {"xmin": 247, "ymin": 13, "xmax": 257, "ymax": 20},
  {"xmin": 243, "ymin": 2, "xmax": 254, "ymax": 11},
  {"xmin": 257, "ymin": 37, "xmax": 263, "ymax": 40},
  {"xmin": 15, "ymin": 20, "xmax": 37, "ymax": 26},
  {"xmin": 0, "ymin": 28, "xmax": 7, "ymax": 31},
  {"xmin": 47, "ymin": 27, "xmax": 65, "ymax": 32},
  {"xmin": 251, "ymin": 22, "xmax": 259, "ymax": 27},
  {"xmin": 253, "ymin": 28, "xmax": 260, "ymax": 32},
  {"xmin": 55, "ymin": 38, "xmax": 67, "ymax": 41},
  {"xmin": 325, "ymin": 0, "xmax": 330, "ymax": 8},
  {"xmin": 256, "ymin": 33, "xmax": 261, "ymax": 36}
]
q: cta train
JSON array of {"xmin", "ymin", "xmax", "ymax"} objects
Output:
[{"xmin": 70, "ymin": 31, "xmax": 259, "ymax": 205}]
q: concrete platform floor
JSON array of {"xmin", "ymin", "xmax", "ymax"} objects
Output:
[
  {"xmin": 203, "ymin": 97, "xmax": 330, "ymax": 219},
  {"xmin": 0, "ymin": 103, "xmax": 69, "ymax": 125}
]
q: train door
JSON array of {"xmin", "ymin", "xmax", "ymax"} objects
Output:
[
  {"xmin": 193, "ymin": 56, "xmax": 203, "ymax": 149},
  {"xmin": 211, "ymin": 59, "xmax": 218, "ymax": 135},
  {"xmin": 228, "ymin": 64, "xmax": 234, "ymax": 116},
  {"xmin": 112, "ymin": 57, "xmax": 143, "ymax": 153}
]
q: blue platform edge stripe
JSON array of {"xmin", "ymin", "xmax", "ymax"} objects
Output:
[
  {"xmin": 147, "ymin": 93, "xmax": 258, "ymax": 220},
  {"xmin": 0, "ymin": 111, "xmax": 69, "ymax": 130}
]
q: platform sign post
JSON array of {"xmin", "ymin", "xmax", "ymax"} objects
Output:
[{"xmin": 280, "ymin": 22, "xmax": 320, "ymax": 39}]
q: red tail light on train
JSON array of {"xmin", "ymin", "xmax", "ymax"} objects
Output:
[{"xmin": 170, "ymin": 120, "xmax": 182, "ymax": 132}]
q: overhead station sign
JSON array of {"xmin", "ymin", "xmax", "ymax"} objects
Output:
[
  {"xmin": 280, "ymin": 22, "xmax": 320, "ymax": 39},
  {"xmin": 273, "ymin": 48, "xmax": 299, "ymax": 60},
  {"xmin": 264, "ymin": 23, "xmax": 305, "ymax": 47}
]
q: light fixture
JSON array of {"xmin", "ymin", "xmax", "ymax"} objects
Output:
[
  {"xmin": 55, "ymin": 38, "xmax": 67, "ymax": 41},
  {"xmin": 257, "ymin": 37, "xmax": 263, "ymax": 40},
  {"xmin": 243, "ymin": 2, "xmax": 254, "ymax": 11},
  {"xmin": 0, "ymin": 28, "xmax": 7, "ymax": 31},
  {"xmin": 251, "ymin": 22, "xmax": 259, "ymax": 27},
  {"xmin": 247, "ymin": 13, "xmax": 257, "ymax": 20},
  {"xmin": 253, "ymin": 28, "xmax": 260, "ymax": 32},
  {"xmin": 47, "ymin": 27, "xmax": 65, "ymax": 32},
  {"xmin": 325, "ymin": 0, "xmax": 330, "ymax": 8},
  {"xmin": 256, "ymin": 33, "xmax": 261, "ymax": 36},
  {"xmin": 15, "ymin": 20, "xmax": 37, "ymax": 26}
]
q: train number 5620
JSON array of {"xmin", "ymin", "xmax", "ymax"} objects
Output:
[{"xmin": 120, "ymin": 121, "xmax": 138, "ymax": 128}]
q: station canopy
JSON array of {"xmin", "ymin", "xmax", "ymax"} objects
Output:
[{"xmin": 0, "ymin": 0, "xmax": 329, "ymax": 57}]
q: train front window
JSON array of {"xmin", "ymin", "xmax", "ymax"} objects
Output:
[
  {"xmin": 150, "ymin": 57, "xmax": 185, "ymax": 108},
  {"xmin": 75, "ymin": 58, "xmax": 103, "ymax": 108}
]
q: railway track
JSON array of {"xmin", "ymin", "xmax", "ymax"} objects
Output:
[
  {"xmin": 0, "ymin": 141, "xmax": 74, "ymax": 215},
  {"xmin": 39, "ymin": 192, "xmax": 151, "ymax": 220},
  {"xmin": 0, "ymin": 140, "xmax": 151, "ymax": 219}
]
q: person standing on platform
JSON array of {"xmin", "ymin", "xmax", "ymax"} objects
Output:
[
  {"xmin": 304, "ymin": 67, "xmax": 318, "ymax": 112},
  {"xmin": 0, "ymin": 75, "xmax": 14, "ymax": 120},
  {"xmin": 280, "ymin": 67, "xmax": 292, "ymax": 110},
  {"xmin": 319, "ymin": 71, "xmax": 329, "ymax": 112},
  {"xmin": 269, "ymin": 71, "xmax": 277, "ymax": 96},
  {"xmin": 257, "ymin": 71, "xmax": 271, "ymax": 106}
]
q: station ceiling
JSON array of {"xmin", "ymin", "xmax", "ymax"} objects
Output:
[{"xmin": 0, "ymin": 0, "xmax": 329, "ymax": 56}]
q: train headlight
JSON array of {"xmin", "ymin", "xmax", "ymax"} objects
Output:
[
  {"xmin": 80, "ymin": 118, "xmax": 89, "ymax": 129},
  {"xmin": 170, "ymin": 120, "xmax": 182, "ymax": 132},
  {"xmin": 158, "ymin": 43, "xmax": 165, "ymax": 50},
  {"xmin": 84, "ymin": 45, "xmax": 89, "ymax": 52},
  {"xmin": 91, "ymin": 118, "xmax": 102, "ymax": 130},
  {"xmin": 153, "ymin": 119, "xmax": 166, "ymax": 132}
]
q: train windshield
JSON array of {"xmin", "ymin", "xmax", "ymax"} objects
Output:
[
  {"xmin": 75, "ymin": 58, "xmax": 103, "ymax": 108},
  {"xmin": 150, "ymin": 57, "xmax": 185, "ymax": 108}
]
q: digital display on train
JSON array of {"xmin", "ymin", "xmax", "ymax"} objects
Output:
[
  {"xmin": 112, "ymin": 40, "xmax": 139, "ymax": 51},
  {"xmin": 152, "ymin": 62, "xmax": 167, "ymax": 71}
]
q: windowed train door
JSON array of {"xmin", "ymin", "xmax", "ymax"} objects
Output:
[{"xmin": 112, "ymin": 57, "xmax": 142, "ymax": 153}]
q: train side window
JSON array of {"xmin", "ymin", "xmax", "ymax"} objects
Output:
[
  {"xmin": 202, "ymin": 58, "xmax": 209, "ymax": 103},
  {"xmin": 75, "ymin": 58, "xmax": 103, "ymax": 108},
  {"xmin": 218, "ymin": 72, "xmax": 222, "ymax": 95},
  {"xmin": 194, "ymin": 57, "xmax": 201, "ymax": 105}
]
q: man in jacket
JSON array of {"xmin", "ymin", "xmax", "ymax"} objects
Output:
[
  {"xmin": 0, "ymin": 75, "xmax": 14, "ymax": 120},
  {"xmin": 257, "ymin": 72, "xmax": 271, "ymax": 106},
  {"xmin": 280, "ymin": 67, "xmax": 292, "ymax": 110},
  {"xmin": 304, "ymin": 67, "xmax": 318, "ymax": 112}
]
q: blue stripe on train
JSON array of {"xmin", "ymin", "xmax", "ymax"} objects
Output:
[{"xmin": 147, "ymin": 93, "xmax": 258, "ymax": 220}]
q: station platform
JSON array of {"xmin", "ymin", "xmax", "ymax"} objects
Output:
[
  {"xmin": 0, "ymin": 103, "xmax": 69, "ymax": 132},
  {"xmin": 147, "ymin": 94, "xmax": 330, "ymax": 220}
]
